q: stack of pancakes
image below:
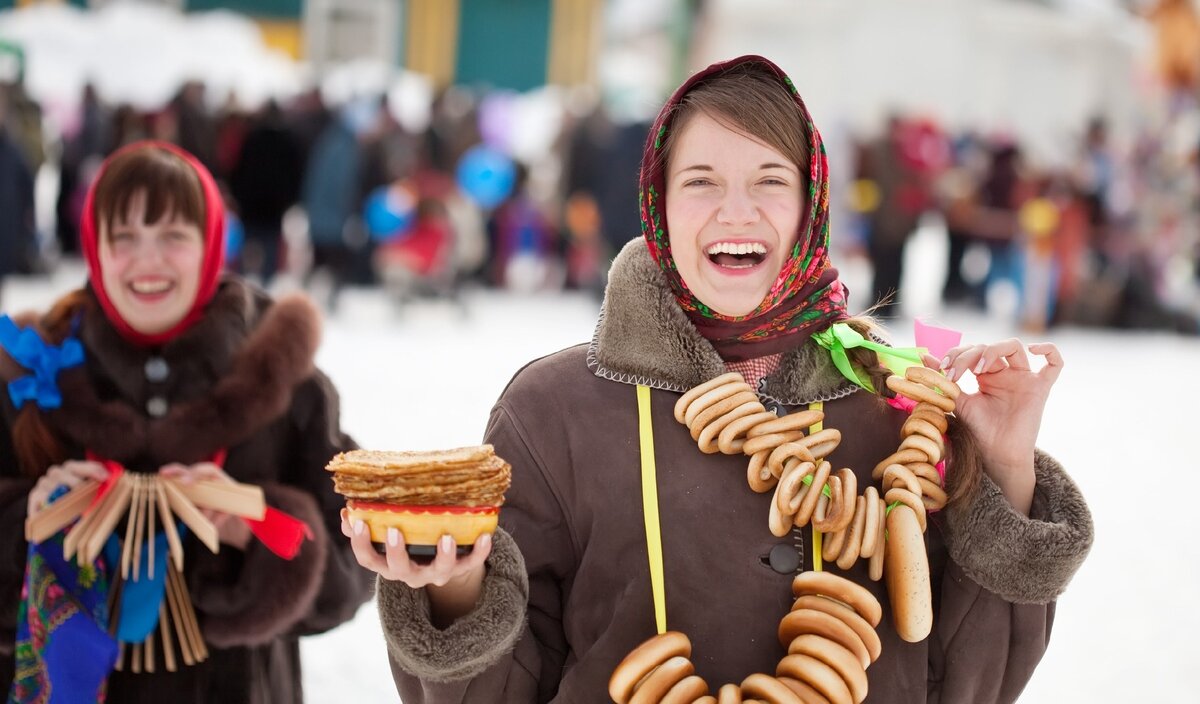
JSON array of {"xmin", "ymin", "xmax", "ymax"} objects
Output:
[{"xmin": 327, "ymin": 445, "xmax": 511, "ymax": 547}]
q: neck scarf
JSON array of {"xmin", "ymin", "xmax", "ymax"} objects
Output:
[
  {"xmin": 640, "ymin": 55, "xmax": 848, "ymax": 362},
  {"xmin": 79, "ymin": 140, "xmax": 226, "ymax": 348}
]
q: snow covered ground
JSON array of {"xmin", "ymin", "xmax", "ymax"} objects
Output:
[{"xmin": 3, "ymin": 244, "xmax": 1198, "ymax": 702}]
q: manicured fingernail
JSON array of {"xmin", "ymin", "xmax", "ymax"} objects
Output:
[
  {"xmin": 481, "ymin": 533, "xmax": 492, "ymax": 548},
  {"xmin": 940, "ymin": 357, "xmax": 950, "ymax": 370},
  {"xmin": 352, "ymin": 519, "xmax": 365, "ymax": 535},
  {"xmin": 440, "ymin": 535, "xmax": 452, "ymax": 553},
  {"xmin": 387, "ymin": 527, "xmax": 400, "ymax": 547},
  {"xmin": 974, "ymin": 359, "xmax": 985, "ymax": 374}
]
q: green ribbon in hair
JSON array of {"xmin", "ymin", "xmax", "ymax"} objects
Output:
[{"xmin": 812, "ymin": 322, "xmax": 926, "ymax": 392}]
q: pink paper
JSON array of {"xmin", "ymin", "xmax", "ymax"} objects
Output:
[
  {"xmin": 914, "ymin": 318, "xmax": 963, "ymax": 360},
  {"xmin": 886, "ymin": 395, "xmax": 917, "ymax": 413}
]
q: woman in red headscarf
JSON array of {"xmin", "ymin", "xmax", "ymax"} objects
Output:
[
  {"xmin": 0, "ymin": 141, "xmax": 372, "ymax": 702},
  {"xmin": 346, "ymin": 57, "xmax": 1093, "ymax": 703}
]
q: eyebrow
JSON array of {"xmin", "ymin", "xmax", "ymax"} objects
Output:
[{"xmin": 674, "ymin": 163, "xmax": 797, "ymax": 176}]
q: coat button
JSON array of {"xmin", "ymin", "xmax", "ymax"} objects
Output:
[
  {"xmin": 768, "ymin": 543, "xmax": 800, "ymax": 574},
  {"xmin": 146, "ymin": 396, "xmax": 169, "ymax": 418},
  {"xmin": 144, "ymin": 357, "xmax": 170, "ymax": 382}
]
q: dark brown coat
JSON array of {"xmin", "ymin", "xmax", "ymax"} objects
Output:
[
  {"xmin": 0, "ymin": 278, "xmax": 374, "ymax": 703},
  {"xmin": 378, "ymin": 241, "xmax": 1093, "ymax": 703}
]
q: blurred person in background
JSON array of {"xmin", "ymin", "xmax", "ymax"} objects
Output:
[
  {"xmin": 973, "ymin": 142, "xmax": 1029, "ymax": 312},
  {"xmin": 301, "ymin": 99, "xmax": 380, "ymax": 309},
  {"xmin": 171, "ymin": 81, "xmax": 216, "ymax": 174},
  {"xmin": 214, "ymin": 92, "xmax": 249, "ymax": 181},
  {"xmin": 562, "ymin": 100, "xmax": 647, "ymax": 264},
  {"xmin": 230, "ymin": 100, "xmax": 303, "ymax": 286},
  {"xmin": 1075, "ymin": 118, "xmax": 1114, "ymax": 261},
  {"xmin": 561, "ymin": 192, "xmax": 608, "ymax": 298},
  {"xmin": 0, "ymin": 72, "xmax": 44, "ymax": 178},
  {"xmin": 0, "ymin": 141, "xmax": 372, "ymax": 702},
  {"xmin": 56, "ymin": 83, "xmax": 112, "ymax": 258},
  {"xmin": 0, "ymin": 88, "xmax": 35, "ymax": 306},
  {"xmin": 938, "ymin": 131, "xmax": 988, "ymax": 308},
  {"xmin": 859, "ymin": 116, "xmax": 937, "ymax": 318},
  {"xmin": 486, "ymin": 163, "xmax": 561, "ymax": 292}
]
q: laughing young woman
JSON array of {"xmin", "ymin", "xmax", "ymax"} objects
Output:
[
  {"xmin": 346, "ymin": 56, "xmax": 1094, "ymax": 703},
  {"xmin": 0, "ymin": 141, "xmax": 372, "ymax": 702}
]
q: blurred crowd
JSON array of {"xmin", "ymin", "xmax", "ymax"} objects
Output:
[
  {"xmin": 0, "ymin": 75, "xmax": 650, "ymax": 312},
  {"xmin": 1, "ymin": 72, "xmax": 1199, "ymax": 334},
  {"xmin": 847, "ymin": 111, "xmax": 1200, "ymax": 334}
]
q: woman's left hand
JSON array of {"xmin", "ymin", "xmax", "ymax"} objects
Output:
[
  {"xmin": 159, "ymin": 462, "xmax": 254, "ymax": 550},
  {"xmin": 927, "ymin": 339, "xmax": 1064, "ymax": 514}
]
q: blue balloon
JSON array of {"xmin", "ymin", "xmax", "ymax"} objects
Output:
[
  {"xmin": 364, "ymin": 185, "xmax": 416, "ymax": 241},
  {"xmin": 456, "ymin": 144, "xmax": 516, "ymax": 210},
  {"xmin": 225, "ymin": 215, "xmax": 244, "ymax": 259}
]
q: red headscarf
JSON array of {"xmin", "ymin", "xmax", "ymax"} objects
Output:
[
  {"xmin": 640, "ymin": 55, "xmax": 848, "ymax": 362},
  {"xmin": 79, "ymin": 141, "xmax": 226, "ymax": 347}
]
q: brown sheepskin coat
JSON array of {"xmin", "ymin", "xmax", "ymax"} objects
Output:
[
  {"xmin": 0, "ymin": 277, "xmax": 374, "ymax": 703},
  {"xmin": 376, "ymin": 240, "xmax": 1094, "ymax": 704}
]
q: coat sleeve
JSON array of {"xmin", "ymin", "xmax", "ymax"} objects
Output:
[
  {"xmin": 187, "ymin": 371, "xmax": 374, "ymax": 647},
  {"xmin": 929, "ymin": 449, "xmax": 1094, "ymax": 703},
  {"xmin": 379, "ymin": 402, "xmax": 576, "ymax": 703},
  {"xmin": 0, "ymin": 396, "xmax": 32, "ymax": 656}
]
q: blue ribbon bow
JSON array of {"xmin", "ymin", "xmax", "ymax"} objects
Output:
[{"xmin": 0, "ymin": 315, "xmax": 84, "ymax": 410}]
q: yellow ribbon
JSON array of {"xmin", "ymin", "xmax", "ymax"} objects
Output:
[
  {"xmin": 636, "ymin": 385, "xmax": 668, "ymax": 634},
  {"xmin": 809, "ymin": 402, "xmax": 823, "ymax": 572},
  {"xmin": 636, "ymin": 393, "xmax": 830, "ymax": 631}
]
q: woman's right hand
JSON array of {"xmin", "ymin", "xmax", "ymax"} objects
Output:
[
  {"xmin": 341, "ymin": 510, "xmax": 492, "ymax": 626},
  {"xmin": 27, "ymin": 460, "xmax": 109, "ymax": 518}
]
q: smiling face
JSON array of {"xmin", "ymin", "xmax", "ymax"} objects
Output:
[
  {"xmin": 98, "ymin": 189, "xmax": 205, "ymax": 335},
  {"xmin": 665, "ymin": 112, "xmax": 804, "ymax": 317}
]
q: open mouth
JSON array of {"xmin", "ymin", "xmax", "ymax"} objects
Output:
[
  {"xmin": 128, "ymin": 279, "xmax": 175, "ymax": 300},
  {"xmin": 705, "ymin": 242, "xmax": 768, "ymax": 270}
]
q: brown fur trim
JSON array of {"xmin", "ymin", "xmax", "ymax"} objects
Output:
[
  {"xmin": 194, "ymin": 481, "xmax": 329, "ymax": 648},
  {"xmin": 44, "ymin": 285, "xmax": 321, "ymax": 466},
  {"xmin": 378, "ymin": 528, "xmax": 528, "ymax": 682},
  {"xmin": 148, "ymin": 294, "xmax": 321, "ymax": 462},
  {"xmin": 942, "ymin": 449, "xmax": 1094, "ymax": 603},
  {"xmin": 590, "ymin": 239, "xmax": 857, "ymax": 404}
]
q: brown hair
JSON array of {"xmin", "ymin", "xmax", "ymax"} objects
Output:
[
  {"xmin": 840, "ymin": 315, "xmax": 984, "ymax": 508},
  {"xmin": 11, "ymin": 290, "xmax": 92, "ymax": 477},
  {"xmin": 92, "ymin": 146, "xmax": 206, "ymax": 238},
  {"xmin": 658, "ymin": 61, "xmax": 813, "ymax": 187}
]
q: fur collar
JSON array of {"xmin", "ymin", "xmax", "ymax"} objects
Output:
[
  {"xmin": 2, "ymin": 278, "xmax": 322, "ymax": 467},
  {"xmin": 588, "ymin": 239, "xmax": 859, "ymax": 405}
]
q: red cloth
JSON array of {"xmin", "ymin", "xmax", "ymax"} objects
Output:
[
  {"xmin": 243, "ymin": 508, "xmax": 313, "ymax": 560},
  {"xmin": 79, "ymin": 140, "xmax": 227, "ymax": 347},
  {"xmin": 379, "ymin": 217, "xmax": 451, "ymax": 276}
]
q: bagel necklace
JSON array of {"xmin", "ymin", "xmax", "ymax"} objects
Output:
[{"xmin": 609, "ymin": 355, "xmax": 960, "ymax": 703}]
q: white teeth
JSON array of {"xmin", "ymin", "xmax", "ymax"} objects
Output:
[
  {"xmin": 131, "ymin": 280, "xmax": 171, "ymax": 294},
  {"xmin": 705, "ymin": 242, "xmax": 767, "ymax": 256}
]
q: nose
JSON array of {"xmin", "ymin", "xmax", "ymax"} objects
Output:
[
  {"xmin": 716, "ymin": 185, "xmax": 760, "ymax": 227},
  {"xmin": 130, "ymin": 235, "xmax": 168, "ymax": 264}
]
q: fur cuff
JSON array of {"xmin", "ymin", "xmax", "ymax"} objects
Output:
[
  {"xmin": 943, "ymin": 449, "xmax": 1094, "ymax": 604},
  {"xmin": 378, "ymin": 527, "xmax": 528, "ymax": 683},
  {"xmin": 195, "ymin": 482, "xmax": 329, "ymax": 647}
]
